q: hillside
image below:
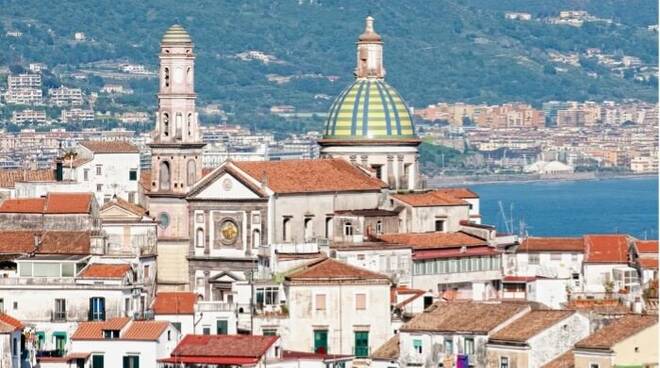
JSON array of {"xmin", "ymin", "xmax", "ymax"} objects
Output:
[{"xmin": 0, "ymin": 0, "xmax": 657, "ymax": 127}]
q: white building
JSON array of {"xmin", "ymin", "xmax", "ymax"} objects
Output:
[
  {"xmin": 0, "ymin": 314, "xmax": 23, "ymax": 368},
  {"xmin": 5, "ymin": 88, "xmax": 43, "ymax": 105},
  {"xmin": 60, "ymin": 108, "xmax": 94, "ymax": 123},
  {"xmin": 8, "ymin": 74, "xmax": 41, "ymax": 89},
  {"xmin": 581, "ymin": 234, "xmax": 637, "ymax": 294},
  {"xmin": 48, "ymin": 87, "xmax": 83, "ymax": 106},
  {"xmin": 151, "ymin": 292, "xmax": 238, "ymax": 336},
  {"xmin": 11, "ymin": 109, "xmax": 47, "ymax": 124}
]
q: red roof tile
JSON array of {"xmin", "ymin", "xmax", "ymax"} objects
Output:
[
  {"xmin": 0, "ymin": 193, "xmax": 94, "ymax": 214},
  {"xmin": 0, "ymin": 313, "xmax": 23, "ymax": 333},
  {"xmin": 541, "ymin": 351, "xmax": 574, "ymax": 368},
  {"xmin": 286, "ymin": 257, "xmax": 390, "ymax": 282},
  {"xmin": 639, "ymin": 258, "xmax": 658, "ymax": 269},
  {"xmin": 520, "ymin": 237, "xmax": 584, "ymax": 252},
  {"xmin": 79, "ymin": 264, "xmax": 131, "ymax": 279},
  {"xmin": 71, "ymin": 318, "xmax": 131, "ymax": 340},
  {"xmin": 636, "ymin": 240, "xmax": 658, "ymax": 253},
  {"xmin": 122, "ymin": 320, "xmax": 169, "ymax": 341},
  {"xmin": 0, "ymin": 198, "xmax": 46, "ymax": 213},
  {"xmin": 378, "ymin": 231, "xmax": 487, "ymax": 250},
  {"xmin": 281, "ymin": 350, "xmax": 353, "ymax": 361},
  {"xmin": 489, "ymin": 310, "xmax": 575, "ymax": 343},
  {"xmin": 152, "ymin": 292, "xmax": 198, "ymax": 315},
  {"xmin": 80, "ymin": 140, "xmax": 139, "ymax": 153},
  {"xmin": 233, "ymin": 159, "xmax": 385, "ymax": 194},
  {"xmin": 371, "ymin": 335, "xmax": 399, "ymax": 360},
  {"xmin": 0, "ymin": 231, "xmax": 91, "ymax": 255},
  {"xmin": 584, "ymin": 234, "xmax": 630, "ymax": 263},
  {"xmin": 575, "ymin": 314, "xmax": 657, "ymax": 350},
  {"xmin": 170, "ymin": 335, "xmax": 278, "ymax": 359},
  {"xmin": 0, "ymin": 169, "xmax": 54, "ymax": 188},
  {"xmin": 392, "ymin": 190, "xmax": 468, "ymax": 207},
  {"xmin": 101, "ymin": 197, "xmax": 148, "ymax": 217},
  {"xmin": 433, "ymin": 188, "xmax": 479, "ymax": 199}
]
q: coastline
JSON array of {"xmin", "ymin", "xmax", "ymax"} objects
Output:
[{"xmin": 426, "ymin": 172, "xmax": 657, "ymax": 187}]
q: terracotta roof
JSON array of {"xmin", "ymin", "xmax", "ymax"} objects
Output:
[
  {"xmin": 0, "ymin": 313, "xmax": 23, "ymax": 333},
  {"xmin": 378, "ymin": 231, "xmax": 487, "ymax": 250},
  {"xmin": 503, "ymin": 276, "xmax": 537, "ymax": 283},
  {"xmin": 0, "ymin": 169, "xmax": 54, "ymax": 188},
  {"xmin": 584, "ymin": 234, "xmax": 630, "ymax": 263},
  {"xmin": 566, "ymin": 299, "xmax": 631, "ymax": 315},
  {"xmin": 122, "ymin": 320, "xmax": 169, "ymax": 341},
  {"xmin": 71, "ymin": 318, "xmax": 131, "ymax": 340},
  {"xmin": 392, "ymin": 190, "xmax": 468, "ymax": 207},
  {"xmin": 0, "ymin": 193, "xmax": 94, "ymax": 214},
  {"xmin": 639, "ymin": 258, "xmax": 658, "ymax": 269},
  {"xmin": 152, "ymin": 292, "xmax": 198, "ymax": 315},
  {"xmin": 79, "ymin": 263, "xmax": 131, "ymax": 279},
  {"xmin": 433, "ymin": 187, "xmax": 479, "ymax": 199},
  {"xmin": 371, "ymin": 335, "xmax": 399, "ymax": 360},
  {"xmin": 489, "ymin": 310, "xmax": 574, "ymax": 343},
  {"xmin": 281, "ymin": 350, "xmax": 353, "ymax": 361},
  {"xmin": 101, "ymin": 197, "xmax": 147, "ymax": 217},
  {"xmin": 519, "ymin": 237, "xmax": 584, "ymax": 252},
  {"xmin": 170, "ymin": 335, "xmax": 278, "ymax": 359},
  {"xmin": 233, "ymin": 159, "xmax": 385, "ymax": 194},
  {"xmin": 334, "ymin": 209, "xmax": 399, "ymax": 217},
  {"xmin": 401, "ymin": 302, "xmax": 529, "ymax": 334},
  {"xmin": 0, "ymin": 231, "xmax": 91, "ymax": 255},
  {"xmin": 541, "ymin": 351, "xmax": 574, "ymax": 368},
  {"xmin": 286, "ymin": 257, "xmax": 390, "ymax": 282},
  {"xmin": 80, "ymin": 140, "xmax": 139, "ymax": 153},
  {"xmin": 636, "ymin": 240, "xmax": 658, "ymax": 253},
  {"xmin": 574, "ymin": 314, "xmax": 657, "ymax": 350}
]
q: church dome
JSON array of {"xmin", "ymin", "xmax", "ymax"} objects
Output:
[
  {"xmin": 323, "ymin": 79, "xmax": 416, "ymax": 140},
  {"xmin": 162, "ymin": 24, "xmax": 192, "ymax": 44}
]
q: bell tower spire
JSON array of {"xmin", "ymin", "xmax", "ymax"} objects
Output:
[{"xmin": 355, "ymin": 16, "xmax": 385, "ymax": 79}]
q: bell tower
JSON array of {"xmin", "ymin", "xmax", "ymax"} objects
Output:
[
  {"xmin": 355, "ymin": 16, "xmax": 385, "ymax": 79},
  {"xmin": 148, "ymin": 24, "xmax": 205, "ymax": 195}
]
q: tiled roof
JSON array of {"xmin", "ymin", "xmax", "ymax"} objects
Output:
[
  {"xmin": 152, "ymin": 292, "xmax": 198, "ymax": 315},
  {"xmin": 233, "ymin": 159, "xmax": 385, "ymax": 194},
  {"xmin": 0, "ymin": 313, "xmax": 23, "ymax": 333},
  {"xmin": 575, "ymin": 314, "xmax": 657, "ymax": 350},
  {"xmin": 584, "ymin": 234, "xmax": 630, "ymax": 263},
  {"xmin": 79, "ymin": 264, "xmax": 131, "ymax": 279},
  {"xmin": 281, "ymin": 350, "xmax": 353, "ymax": 361},
  {"xmin": 636, "ymin": 240, "xmax": 658, "ymax": 253},
  {"xmin": 519, "ymin": 237, "xmax": 584, "ymax": 252},
  {"xmin": 122, "ymin": 320, "xmax": 169, "ymax": 341},
  {"xmin": 0, "ymin": 169, "xmax": 54, "ymax": 188},
  {"xmin": 170, "ymin": 335, "xmax": 278, "ymax": 358},
  {"xmin": 371, "ymin": 335, "xmax": 399, "ymax": 360},
  {"xmin": 392, "ymin": 190, "xmax": 468, "ymax": 207},
  {"xmin": 378, "ymin": 231, "xmax": 487, "ymax": 250},
  {"xmin": 0, "ymin": 231, "xmax": 91, "ymax": 255},
  {"xmin": 285, "ymin": 257, "xmax": 390, "ymax": 282},
  {"xmin": 401, "ymin": 302, "xmax": 529, "ymax": 334},
  {"xmin": 639, "ymin": 258, "xmax": 658, "ymax": 269},
  {"xmin": 489, "ymin": 310, "xmax": 574, "ymax": 343},
  {"xmin": 80, "ymin": 140, "xmax": 139, "ymax": 153},
  {"xmin": 71, "ymin": 318, "xmax": 131, "ymax": 340},
  {"xmin": 334, "ymin": 209, "xmax": 399, "ymax": 217},
  {"xmin": 0, "ymin": 193, "xmax": 94, "ymax": 214},
  {"xmin": 433, "ymin": 188, "xmax": 479, "ymax": 199},
  {"xmin": 541, "ymin": 351, "xmax": 574, "ymax": 368},
  {"xmin": 101, "ymin": 197, "xmax": 148, "ymax": 217}
]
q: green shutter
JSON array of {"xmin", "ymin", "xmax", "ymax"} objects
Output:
[
  {"xmin": 354, "ymin": 331, "xmax": 369, "ymax": 358},
  {"xmin": 92, "ymin": 355, "xmax": 104, "ymax": 368},
  {"xmin": 216, "ymin": 320, "xmax": 228, "ymax": 335},
  {"xmin": 314, "ymin": 330, "xmax": 328, "ymax": 354}
]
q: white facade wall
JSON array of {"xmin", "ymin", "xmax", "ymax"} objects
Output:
[
  {"xmin": 527, "ymin": 313, "xmax": 590, "ymax": 367},
  {"xmin": 68, "ymin": 151, "xmax": 141, "ymax": 204},
  {"xmin": 154, "ymin": 314, "xmax": 194, "ymax": 336},
  {"xmin": 399, "ymin": 332, "xmax": 489, "ymax": 367},
  {"xmin": 398, "ymin": 205, "xmax": 470, "ymax": 233},
  {"xmin": 335, "ymin": 248, "xmax": 412, "ymax": 286},
  {"xmin": 583, "ymin": 263, "xmax": 621, "ymax": 293},
  {"xmin": 527, "ymin": 279, "xmax": 572, "ymax": 309},
  {"xmin": 513, "ymin": 252, "xmax": 583, "ymax": 279}
]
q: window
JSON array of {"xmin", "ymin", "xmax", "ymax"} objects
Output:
[
  {"xmin": 344, "ymin": 221, "xmax": 353, "ymax": 237},
  {"xmin": 172, "ymin": 322, "xmax": 181, "ymax": 332},
  {"xmin": 252, "ymin": 229, "xmax": 261, "ymax": 248},
  {"xmin": 104, "ymin": 195, "xmax": 111, "ymax": 204},
  {"xmin": 163, "ymin": 113, "xmax": 169, "ymax": 136},
  {"xmin": 216, "ymin": 320, "xmax": 228, "ymax": 335},
  {"xmin": 315, "ymin": 294, "xmax": 326, "ymax": 311},
  {"xmin": 354, "ymin": 331, "xmax": 369, "ymax": 358},
  {"xmin": 413, "ymin": 339, "xmax": 422, "ymax": 354},
  {"xmin": 314, "ymin": 330, "xmax": 328, "ymax": 354},
  {"xmin": 196, "ymin": 228, "xmax": 205, "ymax": 248},
  {"xmin": 202, "ymin": 327, "xmax": 211, "ymax": 335},
  {"xmin": 62, "ymin": 263, "xmax": 74, "ymax": 277},
  {"xmin": 435, "ymin": 219, "xmax": 445, "ymax": 232},
  {"xmin": 256, "ymin": 287, "xmax": 279, "ymax": 306},
  {"xmin": 54, "ymin": 299, "xmax": 66, "ymax": 321},
  {"xmin": 304, "ymin": 217, "xmax": 313, "ymax": 241},
  {"xmin": 325, "ymin": 217, "xmax": 332, "ymax": 238},
  {"xmin": 127, "ymin": 191, "xmax": 136, "ymax": 203},
  {"xmin": 282, "ymin": 217, "xmax": 291, "ymax": 242},
  {"xmin": 164, "ymin": 67, "xmax": 170, "ymax": 87},
  {"xmin": 143, "ymin": 265, "xmax": 150, "ymax": 279},
  {"xmin": 13, "ymin": 302, "xmax": 17, "ymax": 310},
  {"xmin": 187, "ymin": 113, "xmax": 193, "ymax": 137},
  {"xmin": 96, "ymin": 184, "xmax": 103, "ymax": 192},
  {"xmin": 263, "ymin": 328, "xmax": 277, "ymax": 336},
  {"xmin": 186, "ymin": 160, "xmax": 196, "ymax": 186},
  {"xmin": 529, "ymin": 254, "xmax": 540, "ymax": 265},
  {"xmin": 464, "ymin": 337, "xmax": 474, "ymax": 355},
  {"xmin": 444, "ymin": 339, "xmax": 453, "ymax": 354},
  {"xmin": 0, "ymin": 298, "xmax": 3, "ymax": 312},
  {"xmin": 551, "ymin": 253, "xmax": 562, "ymax": 261},
  {"xmin": 83, "ymin": 169, "xmax": 89, "ymax": 181},
  {"xmin": 122, "ymin": 356, "xmax": 139, "ymax": 368},
  {"xmin": 89, "ymin": 297, "xmax": 106, "ymax": 321},
  {"xmin": 129, "ymin": 169, "xmax": 137, "ymax": 181},
  {"xmin": 355, "ymin": 293, "xmax": 366, "ymax": 310},
  {"xmin": 159, "ymin": 213, "xmax": 170, "ymax": 229},
  {"xmin": 167, "ymin": 330, "xmax": 171, "ymax": 341},
  {"xmin": 103, "ymin": 329, "xmax": 119, "ymax": 339},
  {"xmin": 376, "ymin": 220, "xmax": 383, "ymax": 234},
  {"xmin": 96, "ymin": 164, "xmax": 102, "ymax": 176},
  {"xmin": 500, "ymin": 357, "xmax": 509, "ymax": 368},
  {"xmin": 159, "ymin": 161, "xmax": 171, "ymax": 191},
  {"xmin": 92, "ymin": 355, "xmax": 104, "ymax": 368}
]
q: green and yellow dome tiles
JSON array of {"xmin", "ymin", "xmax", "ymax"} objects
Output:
[
  {"xmin": 323, "ymin": 79, "xmax": 416, "ymax": 140},
  {"xmin": 162, "ymin": 24, "xmax": 193, "ymax": 44}
]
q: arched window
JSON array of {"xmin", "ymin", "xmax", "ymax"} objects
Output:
[
  {"xmin": 162, "ymin": 113, "xmax": 169, "ymax": 137},
  {"xmin": 344, "ymin": 221, "xmax": 353, "ymax": 237},
  {"xmin": 196, "ymin": 228, "xmax": 204, "ymax": 248},
  {"xmin": 159, "ymin": 161, "xmax": 171, "ymax": 191},
  {"xmin": 175, "ymin": 113, "xmax": 183, "ymax": 139},
  {"xmin": 186, "ymin": 67, "xmax": 193, "ymax": 84},
  {"xmin": 304, "ymin": 218, "xmax": 313, "ymax": 241},
  {"xmin": 187, "ymin": 113, "xmax": 193, "ymax": 137},
  {"xmin": 282, "ymin": 218, "xmax": 291, "ymax": 242},
  {"xmin": 252, "ymin": 229, "xmax": 261, "ymax": 249},
  {"xmin": 376, "ymin": 220, "xmax": 383, "ymax": 235},
  {"xmin": 164, "ymin": 67, "xmax": 170, "ymax": 87},
  {"xmin": 325, "ymin": 217, "xmax": 332, "ymax": 239},
  {"xmin": 187, "ymin": 159, "xmax": 196, "ymax": 186}
]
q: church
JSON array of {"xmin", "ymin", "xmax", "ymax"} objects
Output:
[{"xmin": 144, "ymin": 19, "xmax": 486, "ymax": 307}]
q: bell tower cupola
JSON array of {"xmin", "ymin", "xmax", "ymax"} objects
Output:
[{"xmin": 355, "ymin": 16, "xmax": 384, "ymax": 79}]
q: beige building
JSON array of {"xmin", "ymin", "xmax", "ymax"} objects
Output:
[{"xmin": 572, "ymin": 314, "xmax": 657, "ymax": 368}]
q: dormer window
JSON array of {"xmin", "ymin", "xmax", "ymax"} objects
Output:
[{"xmin": 103, "ymin": 329, "xmax": 119, "ymax": 339}]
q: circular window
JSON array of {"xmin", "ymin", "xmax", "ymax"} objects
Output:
[
  {"xmin": 219, "ymin": 219, "xmax": 239, "ymax": 245},
  {"xmin": 159, "ymin": 212, "xmax": 170, "ymax": 229}
]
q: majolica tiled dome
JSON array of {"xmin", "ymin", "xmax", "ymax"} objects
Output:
[
  {"xmin": 162, "ymin": 24, "xmax": 192, "ymax": 44},
  {"xmin": 323, "ymin": 79, "xmax": 416, "ymax": 140}
]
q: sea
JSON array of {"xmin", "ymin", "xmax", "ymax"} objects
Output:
[{"xmin": 469, "ymin": 176, "xmax": 659, "ymax": 239}]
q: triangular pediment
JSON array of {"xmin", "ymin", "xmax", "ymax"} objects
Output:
[
  {"xmin": 208, "ymin": 271, "xmax": 243, "ymax": 283},
  {"xmin": 100, "ymin": 204, "xmax": 141, "ymax": 219},
  {"xmin": 188, "ymin": 167, "xmax": 263, "ymax": 200}
]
